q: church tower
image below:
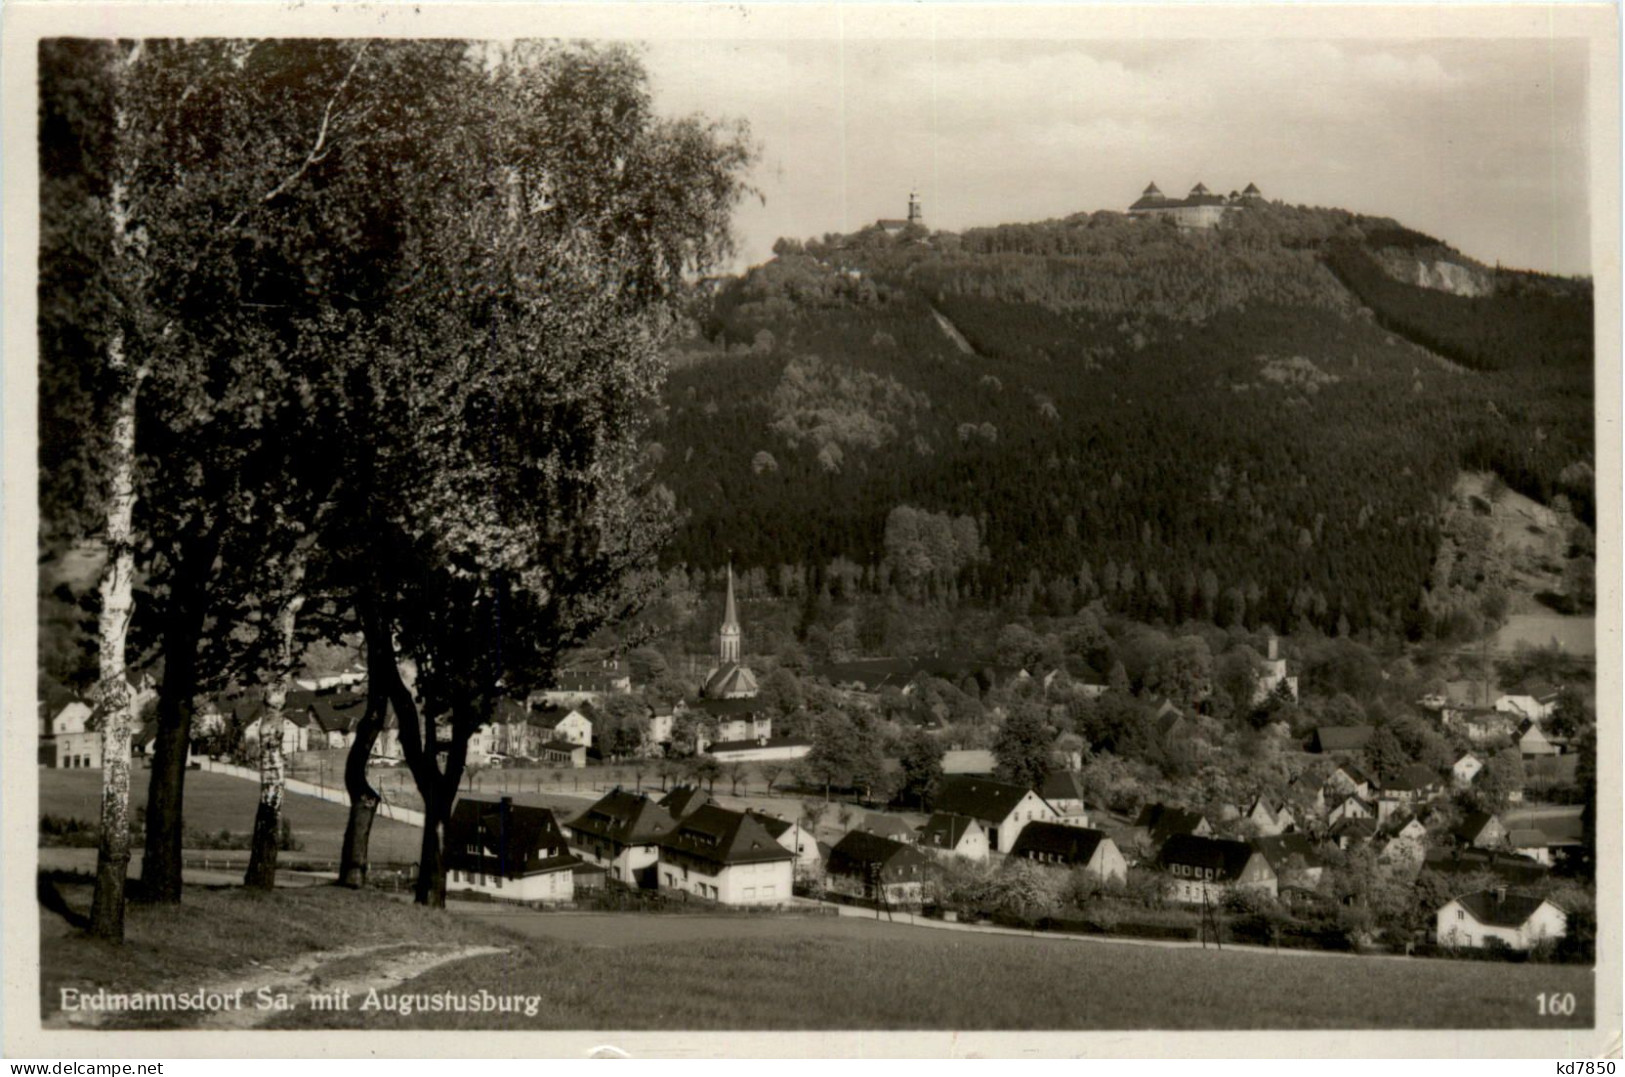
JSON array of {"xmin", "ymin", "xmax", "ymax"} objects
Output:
[
  {"xmin": 719, "ymin": 563, "xmax": 742, "ymax": 664},
  {"xmin": 907, "ymin": 190, "xmax": 923, "ymax": 225}
]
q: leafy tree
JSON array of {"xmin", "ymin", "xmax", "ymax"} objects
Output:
[
  {"xmin": 1548, "ymin": 686, "xmax": 1592, "ymax": 740},
  {"xmin": 1364, "ymin": 726, "xmax": 1410, "ymax": 781},
  {"xmin": 992, "ymin": 702, "xmax": 1052, "ymax": 790},
  {"xmin": 896, "ymin": 727, "xmax": 944, "ymax": 809},
  {"xmin": 1144, "ymin": 635, "xmax": 1214, "ymax": 711}
]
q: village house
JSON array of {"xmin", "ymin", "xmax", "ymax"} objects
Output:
[
  {"xmin": 1132, "ymin": 803, "xmax": 1213, "ymax": 850},
  {"xmin": 1503, "ymin": 809, "xmax": 1584, "ymax": 867},
  {"xmin": 857, "ymin": 813, "xmax": 918, "ymax": 844},
  {"xmin": 1327, "ymin": 792, "xmax": 1378, "ymax": 827},
  {"xmin": 824, "ymin": 831, "xmax": 930, "ymax": 908},
  {"xmin": 745, "ymin": 810, "xmax": 823, "ymax": 881},
  {"xmin": 658, "ymin": 784, "xmax": 711, "ymax": 819},
  {"xmin": 1452, "ymin": 752, "xmax": 1484, "ymax": 788},
  {"xmin": 654, "ymin": 804, "xmax": 794, "ymax": 905},
  {"xmin": 538, "ymin": 738, "xmax": 588, "ymax": 768},
  {"xmin": 1008, "ymin": 822, "xmax": 1127, "ymax": 884},
  {"xmin": 931, "ymin": 775, "xmax": 1059, "ymax": 853},
  {"xmin": 1040, "ymin": 770, "xmax": 1091, "ymax": 824},
  {"xmin": 918, "ymin": 812, "xmax": 989, "ymax": 861},
  {"xmin": 1515, "ymin": 718, "xmax": 1561, "ymax": 758},
  {"xmin": 1323, "ymin": 761, "xmax": 1376, "ymax": 800},
  {"xmin": 1452, "ymin": 809, "xmax": 1507, "ymax": 850},
  {"xmin": 642, "ymin": 704, "xmax": 675, "ymax": 754},
  {"xmin": 566, "ymin": 789, "xmax": 678, "ymax": 888},
  {"xmin": 1249, "ymin": 833, "xmax": 1327, "ymax": 888},
  {"xmin": 1496, "ymin": 687, "xmax": 1559, "ymax": 723},
  {"xmin": 550, "ymin": 704, "xmax": 595, "ymax": 749},
  {"xmin": 445, "ymin": 797, "xmax": 578, "ymax": 904},
  {"xmin": 1158, "ymin": 834, "xmax": 1278, "ymax": 904},
  {"xmin": 1435, "ymin": 889, "xmax": 1567, "ymax": 950},
  {"xmin": 534, "ymin": 662, "xmax": 633, "ymax": 708},
  {"xmin": 239, "ymin": 700, "xmax": 312, "ymax": 760},
  {"xmin": 1424, "ymin": 847, "xmax": 1549, "ymax": 887},
  {"xmin": 1329, "ymin": 816, "xmax": 1377, "ymax": 850},
  {"xmin": 41, "ymin": 700, "xmax": 101, "ymax": 768},
  {"xmin": 1447, "ymin": 707, "xmax": 1518, "ymax": 745},
  {"xmin": 1240, "ymin": 795, "xmax": 1295, "ymax": 836}
]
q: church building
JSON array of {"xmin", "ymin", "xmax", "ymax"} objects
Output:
[{"xmin": 703, "ymin": 565, "xmax": 759, "ymax": 699}]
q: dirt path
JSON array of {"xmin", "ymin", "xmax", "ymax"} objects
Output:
[
  {"xmin": 51, "ymin": 941, "xmax": 509, "ymax": 1030},
  {"xmin": 929, "ymin": 307, "xmax": 977, "ymax": 355}
]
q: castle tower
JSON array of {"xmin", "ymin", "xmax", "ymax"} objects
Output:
[
  {"xmin": 907, "ymin": 190, "xmax": 923, "ymax": 225},
  {"xmin": 719, "ymin": 563, "xmax": 742, "ymax": 664}
]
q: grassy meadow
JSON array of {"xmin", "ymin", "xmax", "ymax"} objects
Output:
[{"xmin": 40, "ymin": 884, "xmax": 1594, "ymax": 1031}]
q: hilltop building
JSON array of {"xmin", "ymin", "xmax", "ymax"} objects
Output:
[
  {"xmin": 1252, "ymin": 635, "xmax": 1299, "ymax": 705},
  {"xmin": 1129, "ymin": 181, "xmax": 1263, "ymax": 230},
  {"xmin": 877, "ymin": 191, "xmax": 925, "ymax": 236}
]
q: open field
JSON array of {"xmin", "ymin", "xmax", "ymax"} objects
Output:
[
  {"xmin": 1493, "ymin": 613, "xmax": 1596, "ymax": 657},
  {"xmin": 39, "ymin": 768, "xmax": 424, "ymax": 864},
  {"xmin": 40, "ymin": 884, "xmax": 1594, "ymax": 1031}
]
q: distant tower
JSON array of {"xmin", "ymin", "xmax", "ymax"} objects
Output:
[
  {"xmin": 719, "ymin": 563, "xmax": 742, "ymax": 664},
  {"xmin": 907, "ymin": 190, "xmax": 923, "ymax": 225}
]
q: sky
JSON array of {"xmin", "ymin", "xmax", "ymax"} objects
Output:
[{"xmin": 641, "ymin": 35, "xmax": 1591, "ymax": 276}]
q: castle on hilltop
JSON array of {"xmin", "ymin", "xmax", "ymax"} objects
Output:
[{"xmin": 1129, "ymin": 181, "xmax": 1263, "ymax": 230}]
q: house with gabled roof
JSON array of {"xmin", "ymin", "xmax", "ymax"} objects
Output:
[
  {"xmin": 918, "ymin": 812, "xmax": 988, "ymax": 861},
  {"xmin": 1040, "ymin": 770, "xmax": 1090, "ymax": 822},
  {"xmin": 1249, "ymin": 833, "xmax": 1327, "ymax": 887},
  {"xmin": 825, "ymin": 831, "xmax": 930, "ymax": 908},
  {"xmin": 745, "ymin": 809, "xmax": 822, "ymax": 879},
  {"xmin": 858, "ymin": 813, "xmax": 918, "ymax": 844},
  {"xmin": 658, "ymin": 784, "xmax": 711, "ymax": 819},
  {"xmin": 654, "ymin": 804, "xmax": 794, "ymax": 905},
  {"xmin": 931, "ymin": 775, "xmax": 1058, "ymax": 853},
  {"xmin": 1323, "ymin": 761, "xmax": 1376, "ymax": 801},
  {"xmin": 566, "ymin": 789, "xmax": 677, "ymax": 888},
  {"xmin": 446, "ymin": 796, "xmax": 578, "ymax": 904},
  {"xmin": 1435, "ymin": 889, "xmax": 1566, "ymax": 950},
  {"xmin": 1132, "ymin": 803, "xmax": 1213, "ymax": 849},
  {"xmin": 1452, "ymin": 752, "xmax": 1484, "ymax": 788},
  {"xmin": 1516, "ymin": 719, "xmax": 1560, "ymax": 758},
  {"xmin": 1241, "ymin": 795, "xmax": 1295, "ymax": 836},
  {"xmin": 1159, "ymin": 834, "xmax": 1277, "ymax": 903},
  {"xmin": 1327, "ymin": 792, "xmax": 1378, "ymax": 827},
  {"xmin": 1009, "ymin": 822, "xmax": 1127, "ymax": 884}
]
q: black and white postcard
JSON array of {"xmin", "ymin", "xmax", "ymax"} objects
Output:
[{"xmin": 3, "ymin": 1, "xmax": 1618, "ymax": 1059}]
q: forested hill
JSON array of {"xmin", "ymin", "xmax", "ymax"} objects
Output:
[{"xmin": 650, "ymin": 202, "xmax": 1593, "ymax": 641}]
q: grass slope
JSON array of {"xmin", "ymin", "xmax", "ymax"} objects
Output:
[
  {"xmin": 41, "ymin": 886, "xmax": 1594, "ymax": 1031},
  {"xmin": 40, "ymin": 768, "xmax": 424, "ymax": 863}
]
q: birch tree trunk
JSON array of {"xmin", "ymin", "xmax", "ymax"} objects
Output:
[
  {"xmin": 88, "ymin": 326, "xmax": 140, "ymax": 940},
  {"xmin": 88, "ymin": 50, "xmax": 145, "ymax": 941},
  {"xmin": 244, "ymin": 591, "xmax": 303, "ymax": 890}
]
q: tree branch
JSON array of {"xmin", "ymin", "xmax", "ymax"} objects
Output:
[{"xmin": 228, "ymin": 42, "xmax": 368, "ymax": 230}]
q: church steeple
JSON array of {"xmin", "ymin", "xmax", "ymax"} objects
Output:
[{"xmin": 719, "ymin": 564, "xmax": 741, "ymax": 663}]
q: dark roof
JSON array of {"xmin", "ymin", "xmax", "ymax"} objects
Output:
[
  {"xmin": 306, "ymin": 693, "xmax": 369, "ymax": 735},
  {"xmin": 1250, "ymin": 833, "xmax": 1326, "ymax": 871},
  {"xmin": 1009, "ymin": 822, "xmax": 1109, "ymax": 865},
  {"xmin": 684, "ymin": 698, "xmax": 761, "ymax": 717},
  {"xmin": 1454, "ymin": 811, "xmax": 1501, "ymax": 843},
  {"xmin": 859, "ymin": 814, "xmax": 915, "ymax": 840},
  {"xmin": 656, "ymin": 804, "xmax": 794, "ymax": 866},
  {"xmin": 816, "ymin": 658, "xmax": 916, "ymax": 692},
  {"xmin": 1312, "ymin": 726, "xmax": 1374, "ymax": 752},
  {"xmin": 1330, "ymin": 817, "xmax": 1377, "ymax": 841},
  {"xmin": 1454, "ymin": 890, "xmax": 1554, "ymax": 928},
  {"xmin": 919, "ymin": 812, "xmax": 981, "ymax": 850},
  {"xmin": 568, "ymin": 790, "xmax": 676, "ymax": 846},
  {"xmin": 1158, "ymin": 834, "xmax": 1260, "ymax": 882},
  {"xmin": 1040, "ymin": 770, "xmax": 1087, "ymax": 803},
  {"xmin": 540, "ymin": 738, "xmax": 584, "ymax": 754},
  {"xmin": 1242, "ymin": 182, "xmax": 1262, "ymax": 195},
  {"xmin": 1424, "ymin": 848, "xmax": 1549, "ymax": 885},
  {"xmin": 658, "ymin": 785, "xmax": 711, "ymax": 819},
  {"xmin": 707, "ymin": 736, "xmax": 810, "ymax": 754},
  {"xmin": 932, "ymin": 775, "xmax": 1040, "ymax": 824},
  {"xmin": 1133, "ymin": 803, "xmax": 1208, "ymax": 845},
  {"xmin": 744, "ymin": 810, "xmax": 794, "ymax": 841},
  {"xmin": 1385, "ymin": 763, "xmax": 1441, "ymax": 792},
  {"xmin": 827, "ymin": 831, "xmax": 929, "ymax": 879},
  {"xmin": 444, "ymin": 798, "xmax": 577, "ymax": 879}
]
